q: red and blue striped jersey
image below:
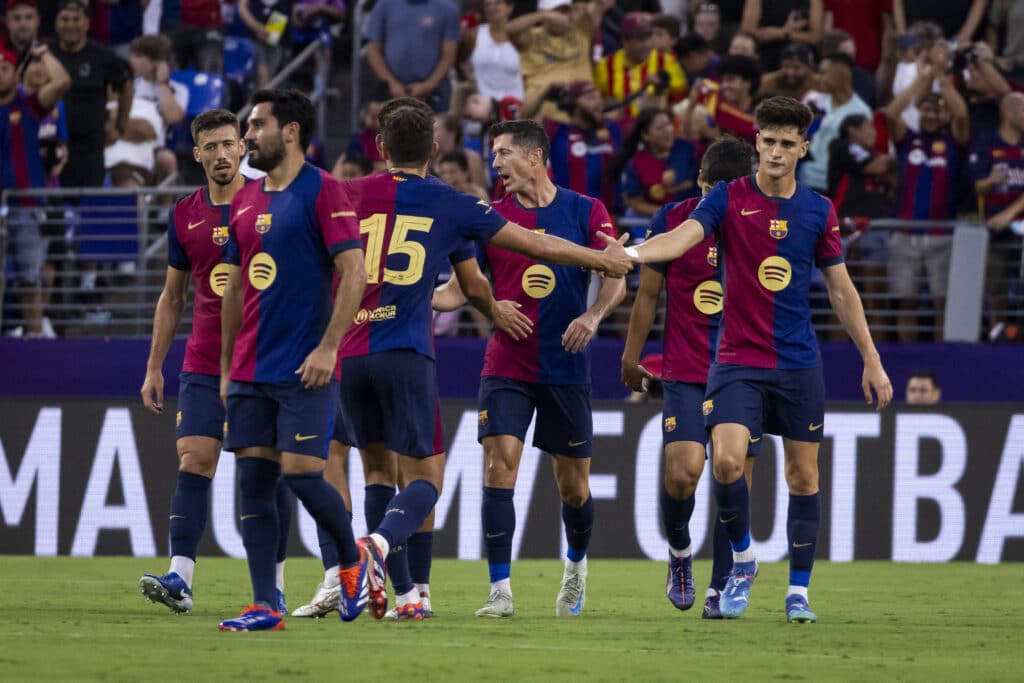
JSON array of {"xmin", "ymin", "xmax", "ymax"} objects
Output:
[
  {"xmin": 623, "ymin": 138, "xmax": 699, "ymax": 207},
  {"xmin": 0, "ymin": 91, "xmax": 47, "ymax": 205},
  {"xmin": 969, "ymin": 129, "xmax": 1024, "ymax": 230},
  {"xmin": 482, "ymin": 187, "xmax": 616, "ymax": 385},
  {"xmin": 225, "ymin": 164, "xmax": 362, "ymax": 382},
  {"xmin": 689, "ymin": 176, "xmax": 843, "ymax": 369},
  {"xmin": 339, "ymin": 172, "xmax": 508, "ymax": 360},
  {"xmin": 544, "ymin": 118, "xmax": 623, "ymax": 215},
  {"xmin": 646, "ymin": 197, "xmax": 721, "ymax": 383},
  {"xmin": 895, "ymin": 127, "xmax": 963, "ymax": 231},
  {"xmin": 167, "ymin": 186, "xmax": 238, "ymax": 377}
]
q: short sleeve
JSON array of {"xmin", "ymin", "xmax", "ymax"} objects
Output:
[
  {"xmin": 364, "ymin": 0, "xmax": 386, "ymax": 42},
  {"xmin": 453, "ymin": 191, "xmax": 507, "ymax": 244},
  {"xmin": 644, "ymin": 205, "xmax": 670, "ymax": 275},
  {"xmin": 441, "ymin": 4, "xmax": 460, "ymax": 42},
  {"xmin": 315, "ymin": 175, "xmax": 363, "ymax": 255},
  {"xmin": 815, "ymin": 201, "xmax": 844, "ymax": 268},
  {"xmin": 225, "ymin": 198, "xmax": 242, "ymax": 266},
  {"xmin": 587, "ymin": 198, "xmax": 617, "ymax": 248},
  {"xmin": 449, "ymin": 237, "xmax": 477, "ymax": 265},
  {"xmin": 688, "ymin": 181, "xmax": 728, "ymax": 238},
  {"xmin": 623, "ymin": 159, "xmax": 643, "ymax": 199},
  {"xmin": 106, "ymin": 51, "xmax": 131, "ymax": 90},
  {"xmin": 968, "ymin": 137, "xmax": 992, "ymax": 184},
  {"xmin": 166, "ymin": 208, "xmax": 190, "ymax": 270}
]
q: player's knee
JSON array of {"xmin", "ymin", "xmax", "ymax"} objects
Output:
[
  {"xmin": 784, "ymin": 461, "xmax": 818, "ymax": 494},
  {"xmin": 711, "ymin": 455, "xmax": 744, "ymax": 484},
  {"xmin": 178, "ymin": 449, "xmax": 217, "ymax": 478},
  {"xmin": 559, "ymin": 487, "xmax": 589, "ymax": 509},
  {"xmin": 362, "ymin": 454, "xmax": 397, "ymax": 486},
  {"xmin": 483, "ymin": 452, "xmax": 518, "ymax": 488}
]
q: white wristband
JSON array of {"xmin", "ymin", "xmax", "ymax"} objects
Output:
[{"xmin": 624, "ymin": 246, "xmax": 640, "ymax": 261}]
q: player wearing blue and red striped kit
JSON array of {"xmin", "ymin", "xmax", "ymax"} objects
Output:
[
  {"xmin": 883, "ymin": 69, "xmax": 970, "ymax": 342},
  {"xmin": 139, "ymin": 110, "xmax": 298, "ymax": 615},
  {"xmin": 336, "ymin": 99, "xmax": 632, "ymax": 623},
  {"xmin": 624, "ymin": 97, "xmax": 892, "ymax": 623},
  {"xmin": 621, "ymin": 108, "xmax": 699, "ymax": 216},
  {"xmin": 621, "ymin": 138, "xmax": 757, "ymax": 619},
  {"xmin": 218, "ymin": 90, "xmax": 370, "ymax": 632}
]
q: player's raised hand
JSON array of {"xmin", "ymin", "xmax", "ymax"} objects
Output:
[
  {"xmin": 562, "ymin": 312, "xmax": 599, "ymax": 354},
  {"xmin": 296, "ymin": 345, "xmax": 336, "ymax": 390},
  {"xmin": 862, "ymin": 359, "xmax": 893, "ymax": 411},
  {"xmin": 492, "ymin": 300, "xmax": 533, "ymax": 340},
  {"xmin": 621, "ymin": 361, "xmax": 654, "ymax": 393},
  {"xmin": 141, "ymin": 370, "xmax": 164, "ymax": 414},
  {"xmin": 596, "ymin": 232, "xmax": 634, "ymax": 278}
]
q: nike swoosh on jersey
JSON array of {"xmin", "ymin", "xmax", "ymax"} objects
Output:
[
  {"xmin": 295, "ymin": 433, "xmax": 319, "ymax": 441},
  {"xmin": 568, "ymin": 440, "xmax": 587, "ymax": 447},
  {"xmin": 236, "ymin": 205, "xmax": 254, "ymax": 217},
  {"xmin": 808, "ymin": 423, "xmax": 823, "ymax": 431},
  {"xmin": 187, "ymin": 220, "xmax": 206, "ymax": 230},
  {"xmin": 749, "ymin": 436, "xmax": 762, "ymax": 443},
  {"xmin": 793, "ymin": 542, "xmax": 814, "ymax": 548},
  {"xmin": 740, "ymin": 208, "xmax": 762, "ymax": 216},
  {"xmin": 240, "ymin": 514, "xmax": 259, "ymax": 520}
]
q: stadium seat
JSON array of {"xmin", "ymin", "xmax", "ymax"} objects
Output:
[
  {"xmin": 170, "ymin": 70, "xmax": 226, "ymax": 117},
  {"xmin": 224, "ymin": 37, "xmax": 257, "ymax": 87},
  {"xmin": 74, "ymin": 194, "xmax": 139, "ymax": 264}
]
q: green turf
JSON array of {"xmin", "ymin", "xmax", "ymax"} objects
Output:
[{"xmin": 1, "ymin": 557, "xmax": 1021, "ymax": 682}]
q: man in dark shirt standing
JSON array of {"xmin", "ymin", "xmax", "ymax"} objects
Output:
[{"xmin": 51, "ymin": 0, "xmax": 130, "ymax": 188}]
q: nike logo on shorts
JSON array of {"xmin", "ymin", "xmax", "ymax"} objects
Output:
[{"xmin": 295, "ymin": 433, "xmax": 319, "ymax": 441}]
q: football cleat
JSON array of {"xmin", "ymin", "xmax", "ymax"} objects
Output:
[
  {"xmin": 720, "ymin": 560, "xmax": 758, "ymax": 619},
  {"xmin": 384, "ymin": 601, "xmax": 425, "ymax": 621},
  {"xmin": 475, "ymin": 590, "xmax": 514, "ymax": 618},
  {"xmin": 337, "ymin": 550, "xmax": 370, "ymax": 622},
  {"xmin": 139, "ymin": 572, "xmax": 193, "ymax": 614},
  {"xmin": 555, "ymin": 558, "xmax": 587, "ymax": 617},
  {"xmin": 276, "ymin": 589, "xmax": 287, "ymax": 615},
  {"xmin": 218, "ymin": 605, "xmax": 284, "ymax": 631},
  {"xmin": 356, "ymin": 536, "xmax": 388, "ymax": 619},
  {"xmin": 702, "ymin": 591, "xmax": 723, "ymax": 620},
  {"xmin": 291, "ymin": 582, "xmax": 340, "ymax": 618},
  {"xmin": 420, "ymin": 592, "xmax": 434, "ymax": 619},
  {"xmin": 786, "ymin": 595, "xmax": 818, "ymax": 624},
  {"xmin": 666, "ymin": 554, "xmax": 696, "ymax": 611}
]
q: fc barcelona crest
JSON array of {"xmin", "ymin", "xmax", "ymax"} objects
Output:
[
  {"xmin": 255, "ymin": 213, "xmax": 272, "ymax": 234},
  {"xmin": 212, "ymin": 225, "xmax": 229, "ymax": 246},
  {"xmin": 664, "ymin": 416, "xmax": 677, "ymax": 432},
  {"xmin": 702, "ymin": 400, "xmax": 714, "ymax": 416},
  {"xmin": 769, "ymin": 219, "xmax": 789, "ymax": 239},
  {"xmin": 707, "ymin": 246, "xmax": 718, "ymax": 267},
  {"xmin": 479, "ymin": 410, "xmax": 489, "ymax": 427}
]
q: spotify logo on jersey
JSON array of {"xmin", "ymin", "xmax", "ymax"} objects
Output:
[
  {"xmin": 522, "ymin": 264, "xmax": 556, "ymax": 299},
  {"xmin": 209, "ymin": 263, "xmax": 231, "ymax": 297},
  {"xmin": 248, "ymin": 252, "xmax": 278, "ymax": 290},
  {"xmin": 693, "ymin": 280, "xmax": 723, "ymax": 315},
  {"xmin": 758, "ymin": 256, "xmax": 792, "ymax": 292}
]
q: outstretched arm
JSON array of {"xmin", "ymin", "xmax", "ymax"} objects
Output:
[
  {"xmin": 612, "ymin": 218, "xmax": 706, "ymax": 265},
  {"xmin": 489, "ymin": 222, "xmax": 633, "ymax": 276}
]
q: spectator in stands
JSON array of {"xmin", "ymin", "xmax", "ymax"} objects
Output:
[
  {"xmin": 108, "ymin": 0, "xmax": 143, "ymax": 59},
  {"xmin": 884, "ymin": 56, "xmax": 970, "ymax": 342},
  {"xmin": 290, "ymin": 0, "xmax": 346, "ymax": 94},
  {"xmin": 236, "ymin": 0, "xmax": 292, "ymax": 90},
  {"xmin": 651, "ymin": 13, "xmax": 681, "ymax": 58},
  {"xmin": 760, "ymin": 42, "xmax": 818, "ymax": 101},
  {"xmin": 0, "ymin": 43, "xmax": 70, "ymax": 337},
  {"xmin": 344, "ymin": 99, "xmax": 387, "ymax": 172},
  {"xmin": 823, "ymin": 0, "xmax": 893, "ymax": 76},
  {"xmin": 433, "ymin": 112, "xmax": 490, "ymax": 193},
  {"xmin": 674, "ymin": 53, "xmax": 760, "ymax": 143},
  {"xmin": 821, "ymin": 28, "xmax": 877, "ymax": 107},
  {"xmin": 437, "ymin": 149, "xmax": 490, "ymax": 200},
  {"xmin": 726, "ymin": 29, "xmax": 758, "ymax": 57},
  {"xmin": 989, "ymin": 0, "xmax": 1024, "ymax": 80},
  {"xmin": 893, "ymin": 0, "xmax": 988, "ymax": 49},
  {"xmin": 162, "ymin": 0, "xmax": 226, "ymax": 73},
  {"xmin": 904, "ymin": 370, "xmax": 941, "ymax": 404},
  {"xmin": 618, "ymin": 106, "xmax": 699, "ymax": 219},
  {"xmin": 691, "ymin": 2, "xmax": 724, "ymax": 52},
  {"xmin": 104, "ymin": 35, "xmax": 186, "ymax": 187},
  {"xmin": 955, "ymin": 40, "xmax": 1015, "ymax": 141},
  {"xmin": 332, "ymin": 151, "xmax": 373, "ymax": 181},
  {"xmin": 800, "ymin": 52, "xmax": 871, "ymax": 192},
  {"xmin": 4, "ymin": 0, "xmax": 40, "ymax": 58},
  {"xmin": 52, "ymin": 0, "xmax": 131, "ymax": 188},
  {"xmin": 739, "ymin": 0, "xmax": 823, "ymax": 72},
  {"xmin": 890, "ymin": 21, "xmax": 946, "ymax": 134},
  {"xmin": 676, "ymin": 32, "xmax": 716, "ymax": 85},
  {"xmin": 365, "ymin": 0, "xmax": 460, "ymax": 112},
  {"xmin": 971, "ymin": 91, "xmax": 1024, "ymax": 337},
  {"xmin": 463, "ymin": 0, "xmax": 524, "ymax": 103},
  {"xmin": 594, "ymin": 12, "xmax": 687, "ymax": 123}
]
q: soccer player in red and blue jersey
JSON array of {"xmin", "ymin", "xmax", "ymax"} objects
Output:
[
  {"xmin": 618, "ymin": 97, "xmax": 892, "ymax": 623},
  {"xmin": 217, "ymin": 90, "xmax": 370, "ymax": 632},
  {"xmin": 337, "ymin": 98, "xmax": 632, "ymax": 621},
  {"xmin": 620, "ymin": 137, "xmax": 757, "ymax": 619},
  {"xmin": 138, "ymin": 110, "xmax": 295, "ymax": 615}
]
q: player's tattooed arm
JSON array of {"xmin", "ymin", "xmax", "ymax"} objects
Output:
[
  {"xmin": 620, "ymin": 266, "xmax": 664, "ymax": 391},
  {"xmin": 563, "ymin": 274, "xmax": 625, "ymax": 354},
  {"xmin": 821, "ymin": 263, "xmax": 893, "ymax": 411},
  {"xmin": 220, "ymin": 265, "xmax": 244, "ymax": 405},
  {"xmin": 492, "ymin": 222, "xmax": 633, "ymax": 277},
  {"xmin": 449, "ymin": 258, "xmax": 533, "ymax": 340},
  {"xmin": 142, "ymin": 266, "xmax": 190, "ymax": 413}
]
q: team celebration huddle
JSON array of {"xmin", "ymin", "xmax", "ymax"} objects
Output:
[{"xmin": 138, "ymin": 87, "xmax": 892, "ymax": 632}]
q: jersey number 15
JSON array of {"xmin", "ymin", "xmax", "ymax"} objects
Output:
[{"xmin": 360, "ymin": 213, "xmax": 434, "ymax": 285}]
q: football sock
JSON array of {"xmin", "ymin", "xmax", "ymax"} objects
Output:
[
  {"xmin": 491, "ymin": 578, "xmax": 512, "ymax": 596},
  {"xmin": 364, "ymin": 484, "xmax": 396, "ymax": 532},
  {"xmin": 168, "ymin": 471, "xmax": 211, "ymax": 576},
  {"xmin": 388, "ymin": 540, "xmax": 414, "ymax": 596},
  {"xmin": 275, "ymin": 561, "xmax": 285, "ymax": 594},
  {"xmin": 274, "ymin": 481, "xmax": 292, "ymax": 564},
  {"xmin": 787, "ymin": 492, "xmax": 820, "ymax": 594},
  {"xmin": 483, "ymin": 486, "xmax": 515, "ymax": 582},
  {"xmin": 396, "ymin": 588, "xmax": 419, "ymax": 608},
  {"xmin": 660, "ymin": 486, "xmax": 695, "ymax": 553},
  {"xmin": 408, "ymin": 531, "xmax": 434, "ymax": 585},
  {"xmin": 709, "ymin": 508, "xmax": 733, "ymax": 592},
  {"xmin": 168, "ymin": 556, "xmax": 195, "ymax": 588},
  {"xmin": 237, "ymin": 457, "xmax": 281, "ymax": 609},
  {"xmin": 712, "ymin": 474, "xmax": 754, "ymax": 562},
  {"xmin": 562, "ymin": 494, "xmax": 594, "ymax": 563},
  {"xmin": 283, "ymin": 471, "xmax": 359, "ymax": 567},
  {"xmin": 376, "ymin": 479, "xmax": 438, "ymax": 550},
  {"xmin": 316, "ymin": 509, "xmax": 349, "ymax": 573}
]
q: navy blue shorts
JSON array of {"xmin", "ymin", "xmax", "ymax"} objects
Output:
[
  {"xmin": 478, "ymin": 376, "xmax": 593, "ymax": 458},
  {"xmin": 662, "ymin": 380, "xmax": 762, "ymax": 456},
  {"xmin": 704, "ymin": 363, "xmax": 826, "ymax": 443},
  {"xmin": 332, "ymin": 382, "xmax": 354, "ymax": 446},
  {"xmin": 224, "ymin": 380, "xmax": 336, "ymax": 458},
  {"xmin": 176, "ymin": 372, "xmax": 225, "ymax": 441},
  {"xmin": 339, "ymin": 350, "xmax": 443, "ymax": 458}
]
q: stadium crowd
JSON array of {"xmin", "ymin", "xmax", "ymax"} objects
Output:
[{"xmin": 2, "ymin": 0, "xmax": 1023, "ymax": 341}]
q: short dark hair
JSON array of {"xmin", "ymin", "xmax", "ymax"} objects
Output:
[
  {"xmin": 378, "ymin": 97, "xmax": 435, "ymax": 166},
  {"xmin": 191, "ymin": 108, "xmax": 240, "ymax": 142},
  {"xmin": 821, "ymin": 51, "xmax": 855, "ymax": 71},
  {"xmin": 837, "ymin": 113, "xmax": 869, "ymax": 139},
  {"xmin": 489, "ymin": 119, "xmax": 551, "ymax": 164},
  {"xmin": 250, "ymin": 88, "xmax": 317, "ymax": 150},
  {"xmin": 130, "ymin": 35, "xmax": 171, "ymax": 62},
  {"xmin": 821, "ymin": 29, "xmax": 854, "ymax": 56},
  {"xmin": 677, "ymin": 32, "xmax": 712, "ymax": 58},
  {"xmin": 438, "ymin": 149, "xmax": 469, "ymax": 172},
  {"xmin": 909, "ymin": 370, "xmax": 940, "ymax": 389},
  {"xmin": 717, "ymin": 54, "xmax": 762, "ymax": 95},
  {"xmin": 651, "ymin": 14, "xmax": 681, "ymax": 40},
  {"xmin": 755, "ymin": 96, "xmax": 814, "ymax": 137},
  {"xmin": 700, "ymin": 136, "xmax": 754, "ymax": 186}
]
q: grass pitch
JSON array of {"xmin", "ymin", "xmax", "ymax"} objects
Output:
[{"xmin": 1, "ymin": 557, "xmax": 1021, "ymax": 682}]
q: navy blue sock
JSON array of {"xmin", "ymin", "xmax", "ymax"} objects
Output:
[
  {"xmin": 788, "ymin": 492, "xmax": 820, "ymax": 588},
  {"xmin": 388, "ymin": 541, "xmax": 414, "ymax": 596},
  {"xmin": 561, "ymin": 494, "xmax": 594, "ymax": 563},
  {"xmin": 283, "ymin": 472, "xmax": 359, "ymax": 567},
  {"xmin": 237, "ymin": 458, "xmax": 280, "ymax": 609},
  {"xmin": 659, "ymin": 486, "xmax": 695, "ymax": 552},
  {"xmin": 316, "ymin": 509, "xmax": 350, "ymax": 571},
  {"xmin": 408, "ymin": 531, "xmax": 434, "ymax": 586},
  {"xmin": 376, "ymin": 480, "xmax": 438, "ymax": 550},
  {"xmin": 364, "ymin": 484, "xmax": 396, "ymax": 532},
  {"xmin": 709, "ymin": 505, "xmax": 733, "ymax": 592},
  {"xmin": 168, "ymin": 471, "xmax": 211, "ymax": 561},
  {"xmin": 712, "ymin": 474, "xmax": 751, "ymax": 552},
  {"xmin": 274, "ymin": 481, "xmax": 292, "ymax": 564},
  {"xmin": 483, "ymin": 486, "xmax": 515, "ymax": 583}
]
